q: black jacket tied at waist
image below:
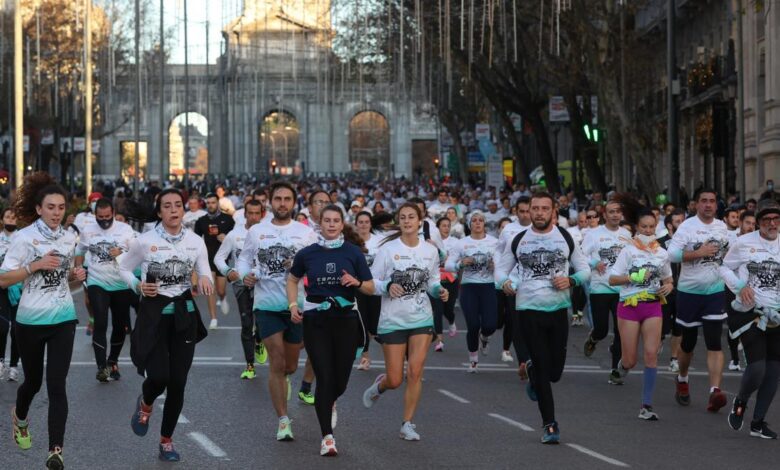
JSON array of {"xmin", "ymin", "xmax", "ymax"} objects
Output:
[{"xmin": 130, "ymin": 290, "xmax": 208, "ymax": 376}]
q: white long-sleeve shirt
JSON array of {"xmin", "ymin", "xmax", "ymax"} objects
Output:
[
  {"xmin": 119, "ymin": 228, "xmax": 211, "ymax": 298},
  {"xmin": 371, "ymin": 237, "xmax": 442, "ymax": 334},
  {"xmin": 236, "ymin": 219, "xmax": 317, "ymax": 312},
  {"xmin": 720, "ymin": 231, "xmax": 780, "ymax": 312},
  {"xmin": 494, "ymin": 226, "xmax": 591, "ymax": 312},
  {"xmin": 77, "ymin": 220, "xmax": 136, "ymax": 291},
  {"xmin": 668, "ymin": 216, "xmax": 730, "ymax": 295},
  {"xmin": 581, "ymin": 225, "xmax": 632, "ymax": 294},
  {"xmin": 444, "ymin": 235, "xmax": 498, "ymax": 284},
  {"xmin": 213, "ymin": 224, "xmax": 249, "ymax": 282}
]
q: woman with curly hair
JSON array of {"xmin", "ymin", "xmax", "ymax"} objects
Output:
[{"xmin": 0, "ymin": 172, "xmax": 86, "ymax": 470}]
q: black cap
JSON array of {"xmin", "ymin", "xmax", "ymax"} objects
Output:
[{"xmin": 756, "ymin": 198, "xmax": 780, "ymax": 220}]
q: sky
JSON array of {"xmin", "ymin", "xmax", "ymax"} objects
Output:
[{"xmin": 165, "ymin": 0, "xmax": 243, "ymax": 65}]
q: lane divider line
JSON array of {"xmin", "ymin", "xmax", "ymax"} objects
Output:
[
  {"xmin": 487, "ymin": 413, "xmax": 534, "ymax": 432},
  {"xmin": 437, "ymin": 389, "xmax": 470, "ymax": 403},
  {"xmin": 565, "ymin": 443, "xmax": 630, "ymax": 468},
  {"xmin": 187, "ymin": 432, "xmax": 227, "ymax": 458}
]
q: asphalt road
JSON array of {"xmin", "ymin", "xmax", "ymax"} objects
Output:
[{"xmin": 1, "ymin": 288, "xmax": 778, "ymax": 469}]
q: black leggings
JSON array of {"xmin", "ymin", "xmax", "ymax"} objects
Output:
[
  {"xmin": 661, "ymin": 292, "xmax": 682, "ymax": 339},
  {"xmin": 510, "ymin": 297, "xmax": 530, "ymax": 363},
  {"xmin": 15, "ymin": 321, "xmax": 76, "ymax": 451},
  {"xmin": 459, "ymin": 283, "xmax": 498, "ymax": 353},
  {"xmin": 142, "ymin": 315, "xmax": 196, "ymax": 438},
  {"xmin": 589, "ymin": 293, "xmax": 621, "ymax": 369},
  {"xmin": 724, "ymin": 291, "xmax": 740, "ymax": 363},
  {"xmin": 433, "ymin": 279, "xmax": 459, "ymax": 335},
  {"xmin": 0, "ymin": 296, "xmax": 19, "ymax": 367},
  {"xmin": 680, "ymin": 320, "xmax": 723, "ymax": 353},
  {"xmin": 237, "ymin": 288, "xmax": 255, "ymax": 364},
  {"xmin": 356, "ymin": 292, "xmax": 381, "ymax": 352},
  {"xmin": 519, "ymin": 309, "xmax": 568, "ymax": 426},
  {"xmin": 736, "ymin": 326, "xmax": 780, "ymax": 422},
  {"xmin": 496, "ymin": 291, "xmax": 514, "ymax": 351},
  {"xmin": 87, "ymin": 286, "xmax": 133, "ymax": 369},
  {"xmin": 303, "ymin": 314, "xmax": 360, "ymax": 436}
]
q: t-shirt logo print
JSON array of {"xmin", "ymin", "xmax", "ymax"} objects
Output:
[
  {"xmin": 326, "ymin": 263, "xmax": 336, "ymax": 274},
  {"xmin": 147, "ymin": 256, "xmax": 193, "ymax": 287},
  {"xmin": 598, "ymin": 245, "xmax": 622, "ymax": 266},
  {"xmin": 256, "ymin": 244, "xmax": 295, "ymax": 276},
  {"xmin": 30, "ymin": 253, "xmax": 70, "ymax": 293},
  {"xmin": 89, "ymin": 240, "xmax": 118, "ymax": 263},
  {"xmin": 518, "ymin": 248, "xmax": 567, "ymax": 280},
  {"xmin": 747, "ymin": 259, "xmax": 780, "ymax": 292},
  {"xmin": 692, "ymin": 239, "xmax": 729, "ymax": 265},
  {"xmin": 391, "ymin": 266, "xmax": 429, "ymax": 299},
  {"xmin": 467, "ymin": 252, "xmax": 490, "ymax": 273},
  {"xmin": 629, "ymin": 263, "xmax": 659, "ymax": 288}
]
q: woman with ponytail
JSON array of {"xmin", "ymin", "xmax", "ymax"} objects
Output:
[
  {"xmin": 608, "ymin": 194, "xmax": 674, "ymax": 421},
  {"xmin": 0, "ymin": 172, "xmax": 86, "ymax": 470}
]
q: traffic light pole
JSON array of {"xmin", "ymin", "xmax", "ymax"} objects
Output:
[{"xmin": 667, "ymin": 0, "xmax": 680, "ymax": 203}]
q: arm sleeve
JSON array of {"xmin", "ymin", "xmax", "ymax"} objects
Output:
[
  {"xmin": 609, "ymin": 249, "xmax": 629, "ymax": 277},
  {"xmin": 236, "ymin": 231, "xmax": 255, "ymax": 278},
  {"xmin": 193, "ymin": 217, "xmax": 204, "ymax": 237},
  {"xmin": 0, "ymin": 236, "xmax": 32, "ymax": 272},
  {"xmin": 213, "ymin": 233, "xmax": 234, "ymax": 277},
  {"xmin": 75, "ymin": 231, "xmax": 88, "ymax": 257},
  {"xmin": 493, "ymin": 235, "xmax": 518, "ymax": 286},
  {"xmin": 660, "ymin": 255, "xmax": 673, "ymax": 280},
  {"xmin": 370, "ymin": 244, "xmax": 390, "ymax": 295},
  {"xmin": 289, "ymin": 250, "xmax": 306, "ymax": 279},
  {"xmin": 720, "ymin": 239, "xmax": 745, "ymax": 293},
  {"xmin": 569, "ymin": 243, "xmax": 591, "ymax": 287},
  {"xmin": 580, "ymin": 232, "xmax": 600, "ymax": 268},
  {"xmin": 426, "ymin": 249, "xmax": 443, "ymax": 297},
  {"xmin": 444, "ymin": 241, "xmax": 462, "ymax": 273},
  {"xmin": 194, "ymin": 238, "xmax": 212, "ymax": 278},
  {"xmin": 667, "ymin": 225, "xmax": 688, "ymax": 263},
  {"xmin": 118, "ymin": 238, "xmax": 144, "ymax": 293}
]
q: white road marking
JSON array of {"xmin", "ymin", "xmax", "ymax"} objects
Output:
[
  {"xmin": 117, "ymin": 356, "xmax": 233, "ymax": 361},
  {"xmin": 487, "ymin": 413, "xmax": 534, "ymax": 431},
  {"xmin": 566, "ymin": 443, "xmax": 630, "ymax": 467},
  {"xmin": 187, "ymin": 432, "xmax": 227, "ymax": 458},
  {"xmin": 437, "ymin": 389, "xmax": 470, "ymax": 403}
]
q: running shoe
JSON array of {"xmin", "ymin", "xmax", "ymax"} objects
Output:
[
  {"xmin": 254, "ymin": 341, "xmax": 268, "ymax": 365},
  {"xmin": 399, "ymin": 421, "xmax": 420, "ymax": 441},
  {"xmin": 608, "ymin": 369, "xmax": 624, "ymax": 385},
  {"xmin": 728, "ymin": 398, "xmax": 747, "ymax": 431},
  {"xmin": 277, "ymin": 417, "xmax": 294, "ymax": 441},
  {"xmin": 240, "ymin": 366, "xmax": 256, "ymax": 380},
  {"xmin": 467, "ymin": 362, "xmax": 478, "ymax": 373},
  {"xmin": 728, "ymin": 360, "xmax": 742, "ymax": 372},
  {"xmin": 750, "ymin": 420, "xmax": 778, "ymax": 440},
  {"xmin": 675, "ymin": 379, "xmax": 691, "ymax": 406},
  {"xmin": 479, "ymin": 335, "xmax": 490, "ymax": 356},
  {"xmin": 583, "ymin": 335, "xmax": 597, "ymax": 357},
  {"xmin": 220, "ymin": 298, "xmax": 230, "ymax": 315},
  {"xmin": 159, "ymin": 441, "xmax": 181, "ymax": 461},
  {"xmin": 638, "ymin": 405, "xmax": 659, "ymax": 421},
  {"xmin": 96, "ymin": 367, "xmax": 110, "ymax": 383},
  {"xmin": 501, "ymin": 350, "xmax": 513, "ymax": 362},
  {"xmin": 46, "ymin": 447, "xmax": 64, "ymax": 470},
  {"xmin": 434, "ymin": 341, "xmax": 444, "ymax": 352},
  {"xmin": 616, "ymin": 360, "xmax": 630, "ymax": 379},
  {"xmin": 11, "ymin": 407, "xmax": 31, "ymax": 450},
  {"xmin": 8, "ymin": 367, "xmax": 19, "ymax": 382},
  {"xmin": 541, "ymin": 422, "xmax": 560, "ymax": 444},
  {"xmin": 131, "ymin": 394, "xmax": 152, "ymax": 436},
  {"xmin": 209, "ymin": 318, "xmax": 218, "ymax": 329},
  {"xmin": 357, "ymin": 356, "xmax": 371, "ymax": 370},
  {"xmin": 298, "ymin": 390, "xmax": 315, "ymax": 405},
  {"xmin": 362, "ymin": 373, "xmax": 385, "ymax": 408},
  {"xmin": 320, "ymin": 434, "xmax": 338, "ymax": 456},
  {"xmin": 286, "ymin": 376, "xmax": 292, "ymax": 401},
  {"xmin": 109, "ymin": 362, "xmax": 121, "ymax": 381},
  {"xmin": 448, "ymin": 323, "xmax": 457, "ymax": 337},
  {"xmin": 707, "ymin": 388, "xmax": 727, "ymax": 413},
  {"xmin": 331, "ymin": 403, "xmax": 338, "ymax": 430},
  {"xmin": 669, "ymin": 358, "xmax": 680, "ymax": 373}
]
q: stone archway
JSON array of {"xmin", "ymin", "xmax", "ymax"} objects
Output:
[
  {"xmin": 349, "ymin": 110, "xmax": 390, "ymax": 176},
  {"xmin": 260, "ymin": 110, "xmax": 300, "ymax": 175},
  {"xmin": 169, "ymin": 112, "xmax": 209, "ymax": 178}
]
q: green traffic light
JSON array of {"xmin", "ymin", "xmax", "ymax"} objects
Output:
[
  {"xmin": 593, "ymin": 129, "xmax": 599, "ymax": 142},
  {"xmin": 583, "ymin": 124, "xmax": 591, "ymax": 141}
]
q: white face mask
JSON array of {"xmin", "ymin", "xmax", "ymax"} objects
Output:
[{"xmin": 636, "ymin": 233, "xmax": 656, "ymax": 245}]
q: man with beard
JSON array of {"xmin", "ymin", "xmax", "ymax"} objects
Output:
[
  {"xmin": 194, "ymin": 193, "xmax": 235, "ymax": 328},
  {"xmin": 237, "ymin": 182, "xmax": 317, "ymax": 441},
  {"xmin": 495, "ymin": 192, "xmax": 590, "ymax": 444}
]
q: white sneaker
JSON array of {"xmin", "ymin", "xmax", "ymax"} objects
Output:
[
  {"xmin": 220, "ymin": 298, "xmax": 230, "ymax": 315},
  {"xmin": 501, "ymin": 350, "xmax": 514, "ymax": 363},
  {"xmin": 320, "ymin": 434, "xmax": 337, "ymax": 456},
  {"xmin": 448, "ymin": 323, "xmax": 457, "ymax": 337},
  {"xmin": 479, "ymin": 335, "xmax": 489, "ymax": 356},
  {"xmin": 209, "ymin": 318, "xmax": 218, "ymax": 330},
  {"xmin": 467, "ymin": 362, "xmax": 478, "ymax": 373},
  {"xmin": 399, "ymin": 421, "xmax": 420, "ymax": 441},
  {"xmin": 669, "ymin": 358, "xmax": 680, "ymax": 373},
  {"xmin": 331, "ymin": 403, "xmax": 338, "ymax": 430},
  {"xmin": 728, "ymin": 360, "xmax": 742, "ymax": 371},
  {"xmin": 8, "ymin": 367, "xmax": 19, "ymax": 382},
  {"xmin": 362, "ymin": 374, "xmax": 385, "ymax": 408}
]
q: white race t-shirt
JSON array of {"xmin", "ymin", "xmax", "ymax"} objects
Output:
[
  {"xmin": 183, "ymin": 209, "xmax": 206, "ymax": 231},
  {"xmin": 610, "ymin": 243, "xmax": 673, "ymax": 301},
  {"xmin": 720, "ymin": 231, "xmax": 780, "ymax": 311},
  {"xmin": 445, "ymin": 235, "xmax": 499, "ymax": 284},
  {"xmin": 581, "ymin": 225, "xmax": 632, "ymax": 294},
  {"xmin": 77, "ymin": 220, "xmax": 136, "ymax": 291},
  {"xmin": 668, "ymin": 216, "xmax": 730, "ymax": 295}
]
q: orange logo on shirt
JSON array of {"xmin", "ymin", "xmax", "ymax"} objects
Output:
[
  {"xmin": 151, "ymin": 245, "xmax": 158, "ymax": 252},
  {"xmin": 33, "ymin": 239, "xmax": 39, "ymax": 245},
  {"xmin": 394, "ymin": 254, "xmax": 400, "ymax": 260}
]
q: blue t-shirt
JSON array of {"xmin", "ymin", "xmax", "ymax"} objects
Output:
[{"xmin": 290, "ymin": 242, "xmax": 372, "ymax": 315}]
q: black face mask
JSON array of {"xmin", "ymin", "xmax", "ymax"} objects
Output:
[
  {"xmin": 97, "ymin": 219, "xmax": 113, "ymax": 230},
  {"xmin": 4, "ymin": 224, "xmax": 17, "ymax": 233}
]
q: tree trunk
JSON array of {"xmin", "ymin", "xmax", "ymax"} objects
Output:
[{"xmin": 439, "ymin": 110, "xmax": 470, "ymax": 183}]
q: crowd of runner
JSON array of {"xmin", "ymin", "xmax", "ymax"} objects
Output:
[{"xmin": 0, "ymin": 173, "xmax": 778, "ymax": 468}]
